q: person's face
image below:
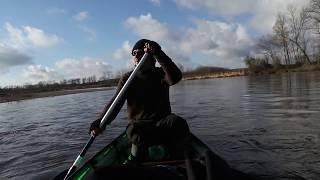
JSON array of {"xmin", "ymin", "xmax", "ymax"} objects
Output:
[
  {"xmin": 132, "ymin": 49, "xmax": 144, "ymax": 65},
  {"xmin": 132, "ymin": 48, "xmax": 155, "ymax": 69}
]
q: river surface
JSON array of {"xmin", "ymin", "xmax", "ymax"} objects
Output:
[{"xmin": 1, "ymin": 71, "xmax": 320, "ymax": 180}]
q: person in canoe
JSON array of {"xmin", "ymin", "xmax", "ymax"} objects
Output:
[{"xmin": 89, "ymin": 39, "xmax": 190, "ymax": 163}]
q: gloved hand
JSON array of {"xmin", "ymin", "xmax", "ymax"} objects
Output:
[
  {"xmin": 89, "ymin": 119, "xmax": 103, "ymax": 136},
  {"xmin": 144, "ymin": 41, "xmax": 161, "ymax": 56}
]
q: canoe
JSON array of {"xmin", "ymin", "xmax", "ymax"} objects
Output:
[{"xmin": 54, "ymin": 132, "xmax": 255, "ymax": 180}]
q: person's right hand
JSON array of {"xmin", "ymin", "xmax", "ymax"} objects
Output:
[
  {"xmin": 89, "ymin": 119, "xmax": 103, "ymax": 137},
  {"xmin": 144, "ymin": 41, "xmax": 161, "ymax": 55}
]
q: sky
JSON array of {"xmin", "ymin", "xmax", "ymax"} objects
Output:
[{"xmin": 0, "ymin": 0, "xmax": 310, "ymax": 87}]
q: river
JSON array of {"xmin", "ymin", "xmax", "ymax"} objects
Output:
[{"xmin": 1, "ymin": 71, "xmax": 320, "ymax": 179}]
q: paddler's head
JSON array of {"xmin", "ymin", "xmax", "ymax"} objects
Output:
[{"xmin": 132, "ymin": 39, "xmax": 156, "ymax": 68}]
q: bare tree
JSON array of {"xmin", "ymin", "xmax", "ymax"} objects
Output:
[
  {"xmin": 256, "ymin": 34, "xmax": 281, "ymax": 64},
  {"xmin": 287, "ymin": 6, "xmax": 312, "ymax": 64},
  {"xmin": 306, "ymin": 0, "xmax": 320, "ymax": 62},
  {"xmin": 307, "ymin": 0, "xmax": 320, "ymax": 34},
  {"xmin": 273, "ymin": 13, "xmax": 291, "ymax": 64}
]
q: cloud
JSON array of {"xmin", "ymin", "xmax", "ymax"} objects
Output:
[
  {"xmin": 5, "ymin": 23, "xmax": 25, "ymax": 49},
  {"xmin": 125, "ymin": 14, "xmax": 192, "ymax": 65},
  {"xmin": 4, "ymin": 22, "xmax": 63, "ymax": 49},
  {"xmin": 174, "ymin": 0, "xmax": 310, "ymax": 33},
  {"xmin": 23, "ymin": 58, "xmax": 114, "ymax": 83},
  {"xmin": 181, "ymin": 19, "xmax": 253, "ymax": 58},
  {"xmin": 55, "ymin": 57, "xmax": 112, "ymax": 79},
  {"xmin": 124, "ymin": 13, "xmax": 192, "ymax": 62},
  {"xmin": 0, "ymin": 46, "xmax": 32, "ymax": 73},
  {"xmin": 124, "ymin": 13, "xmax": 253, "ymax": 68},
  {"xmin": 113, "ymin": 41, "xmax": 132, "ymax": 60},
  {"xmin": 23, "ymin": 26, "xmax": 63, "ymax": 47},
  {"xmin": 125, "ymin": 13, "xmax": 179, "ymax": 42},
  {"xmin": 23, "ymin": 65, "xmax": 62, "ymax": 83},
  {"xmin": 21, "ymin": 58, "xmax": 114, "ymax": 84},
  {"xmin": 150, "ymin": 0, "xmax": 161, "ymax": 6},
  {"xmin": 47, "ymin": 8, "xmax": 67, "ymax": 15},
  {"xmin": 249, "ymin": 0, "xmax": 310, "ymax": 32},
  {"xmin": 73, "ymin": 11, "xmax": 89, "ymax": 22}
]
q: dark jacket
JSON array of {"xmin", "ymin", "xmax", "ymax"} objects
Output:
[{"xmin": 98, "ymin": 51, "xmax": 182, "ymax": 128}]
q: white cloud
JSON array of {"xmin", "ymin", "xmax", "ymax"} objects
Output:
[
  {"xmin": 181, "ymin": 19, "xmax": 253, "ymax": 58},
  {"xmin": 124, "ymin": 13, "xmax": 253, "ymax": 68},
  {"xmin": 5, "ymin": 22, "xmax": 25, "ymax": 49},
  {"xmin": 125, "ymin": 14, "xmax": 191, "ymax": 65},
  {"xmin": 249, "ymin": 0, "xmax": 310, "ymax": 32},
  {"xmin": 178, "ymin": 19, "xmax": 253, "ymax": 68},
  {"xmin": 113, "ymin": 41, "xmax": 132, "ymax": 60},
  {"xmin": 174, "ymin": 0, "xmax": 311, "ymax": 33},
  {"xmin": 150, "ymin": 0, "xmax": 161, "ymax": 6},
  {"xmin": 4, "ymin": 22, "xmax": 63, "ymax": 49},
  {"xmin": 125, "ymin": 13, "xmax": 178, "ymax": 42},
  {"xmin": 23, "ymin": 65, "xmax": 62, "ymax": 83},
  {"xmin": 73, "ymin": 11, "xmax": 89, "ymax": 22},
  {"xmin": 0, "ymin": 46, "xmax": 32, "ymax": 73},
  {"xmin": 21, "ymin": 58, "xmax": 114, "ymax": 84},
  {"xmin": 55, "ymin": 57, "xmax": 112, "ymax": 79},
  {"xmin": 23, "ymin": 26, "xmax": 63, "ymax": 48}
]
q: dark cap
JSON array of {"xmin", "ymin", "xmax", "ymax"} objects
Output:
[{"xmin": 132, "ymin": 39, "xmax": 150, "ymax": 55}]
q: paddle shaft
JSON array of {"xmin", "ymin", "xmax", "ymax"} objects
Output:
[
  {"xmin": 100, "ymin": 53, "xmax": 149, "ymax": 127},
  {"xmin": 63, "ymin": 136, "xmax": 95, "ymax": 180},
  {"xmin": 63, "ymin": 53, "xmax": 150, "ymax": 180}
]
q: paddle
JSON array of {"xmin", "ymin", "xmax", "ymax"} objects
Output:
[{"xmin": 63, "ymin": 53, "xmax": 150, "ymax": 180}]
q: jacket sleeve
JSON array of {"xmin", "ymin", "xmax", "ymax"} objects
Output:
[
  {"xmin": 97, "ymin": 74, "xmax": 128, "ymax": 129},
  {"xmin": 154, "ymin": 50, "xmax": 182, "ymax": 85}
]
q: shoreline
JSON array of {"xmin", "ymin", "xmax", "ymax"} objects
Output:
[
  {"xmin": 0, "ymin": 87, "xmax": 115, "ymax": 104},
  {"xmin": 1, "ymin": 66, "xmax": 319, "ymax": 104},
  {"xmin": 0, "ymin": 71, "xmax": 246, "ymax": 104},
  {"xmin": 182, "ymin": 69, "xmax": 247, "ymax": 80}
]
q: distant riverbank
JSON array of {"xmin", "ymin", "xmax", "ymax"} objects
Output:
[
  {"xmin": 0, "ymin": 87, "xmax": 115, "ymax": 104},
  {"xmin": 0, "ymin": 68, "xmax": 248, "ymax": 104},
  {"xmin": 182, "ymin": 68, "xmax": 248, "ymax": 80},
  {"xmin": 1, "ymin": 64, "xmax": 320, "ymax": 104}
]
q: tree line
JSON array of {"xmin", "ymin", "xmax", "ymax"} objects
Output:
[
  {"xmin": 245, "ymin": 0, "xmax": 320, "ymax": 73},
  {"xmin": 0, "ymin": 66, "xmax": 225, "ymax": 96},
  {"xmin": 0, "ymin": 75, "xmax": 119, "ymax": 97}
]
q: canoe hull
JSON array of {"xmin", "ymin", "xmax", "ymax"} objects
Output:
[{"xmin": 54, "ymin": 132, "xmax": 255, "ymax": 180}]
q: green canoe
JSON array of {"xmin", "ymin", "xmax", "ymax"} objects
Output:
[{"xmin": 54, "ymin": 132, "xmax": 255, "ymax": 180}]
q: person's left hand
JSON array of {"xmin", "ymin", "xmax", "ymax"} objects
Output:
[
  {"xmin": 144, "ymin": 41, "xmax": 161, "ymax": 55},
  {"xmin": 89, "ymin": 119, "xmax": 103, "ymax": 137}
]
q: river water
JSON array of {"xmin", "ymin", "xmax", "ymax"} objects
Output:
[{"xmin": 1, "ymin": 71, "xmax": 320, "ymax": 180}]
